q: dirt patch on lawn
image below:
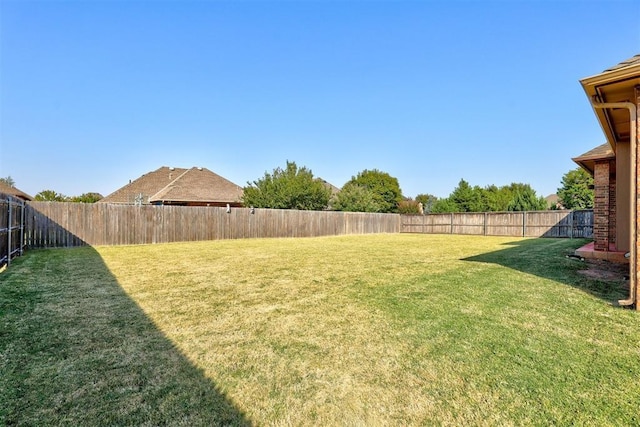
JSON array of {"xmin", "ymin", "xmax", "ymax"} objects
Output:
[{"xmin": 577, "ymin": 259, "xmax": 629, "ymax": 282}]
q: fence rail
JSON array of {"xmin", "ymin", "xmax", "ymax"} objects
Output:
[
  {"xmin": 24, "ymin": 202, "xmax": 401, "ymax": 248},
  {"xmin": 400, "ymin": 210, "xmax": 593, "ymax": 238},
  {"xmin": 1, "ymin": 194, "xmax": 26, "ymax": 268}
]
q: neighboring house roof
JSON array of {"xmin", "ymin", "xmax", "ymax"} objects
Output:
[
  {"xmin": 572, "ymin": 143, "xmax": 615, "ymax": 175},
  {"xmin": 150, "ymin": 167, "xmax": 244, "ymax": 205},
  {"xmin": 545, "ymin": 194, "xmax": 562, "ymax": 209},
  {"xmin": 100, "ymin": 166, "xmax": 243, "ymax": 205},
  {"xmin": 318, "ymin": 179, "xmax": 340, "ymax": 196},
  {"xmin": 0, "ymin": 182, "xmax": 33, "ymax": 201}
]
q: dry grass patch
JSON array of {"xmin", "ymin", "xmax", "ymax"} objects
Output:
[{"xmin": 3, "ymin": 234, "xmax": 640, "ymax": 425}]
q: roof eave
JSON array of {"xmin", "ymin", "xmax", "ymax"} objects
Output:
[
  {"xmin": 580, "ymin": 63, "xmax": 640, "ymax": 149},
  {"xmin": 580, "ymin": 63, "xmax": 640, "ymax": 87}
]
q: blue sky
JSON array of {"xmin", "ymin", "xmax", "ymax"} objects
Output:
[{"xmin": 1, "ymin": 1, "xmax": 639, "ymax": 200}]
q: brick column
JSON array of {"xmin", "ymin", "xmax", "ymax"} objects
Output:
[
  {"xmin": 608, "ymin": 160, "xmax": 616, "ymax": 246},
  {"xmin": 593, "ymin": 160, "xmax": 610, "ymax": 251}
]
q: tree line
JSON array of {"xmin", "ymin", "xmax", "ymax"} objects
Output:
[
  {"xmin": 0, "ymin": 164, "xmax": 593, "ymax": 213},
  {"xmin": 0, "ymin": 177, "xmax": 103, "ymax": 203},
  {"xmin": 241, "ymin": 161, "xmax": 594, "ymax": 213}
]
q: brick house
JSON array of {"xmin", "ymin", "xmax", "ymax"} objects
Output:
[
  {"xmin": 577, "ymin": 54, "xmax": 640, "ymax": 308},
  {"xmin": 100, "ymin": 166, "xmax": 244, "ymax": 207}
]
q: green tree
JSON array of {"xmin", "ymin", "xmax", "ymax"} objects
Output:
[
  {"xmin": 415, "ymin": 193, "xmax": 438, "ymax": 213},
  {"xmin": 557, "ymin": 168, "xmax": 594, "ymax": 209},
  {"xmin": 242, "ymin": 161, "xmax": 331, "ymax": 210},
  {"xmin": 506, "ymin": 187, "xmax": 547, "ymax": 211},
  {"xmin": 431, "ymin": 198, "xmax": 458, "ymax": 213},
  {"xmin": 398, "ymin": 198, "xmax": 422, "ymax": 214},
  {"xmin": 483, "ymin": 185, "xmax": 512, "ymax": 212},
  {"xmin": 34, "ymin": 190, "xmax": 68, "ymax": 202},
  {"xmin": 70, "ymin": 192, "xmax": 103, "ymax": 203},
  {"xmin": 345, "ymin": 169, "xmax": 403, "ymax": 213},
  {"xmin": 449, "ymin": 179, "xmax": 486, "ymax": 212},
  {"xmin": 0, "ymin": 176, "xmax": 15, "ymax": 187},
  {"xmin": 331, "ymin": 183, "xmax": 382, "ymax": 212}
]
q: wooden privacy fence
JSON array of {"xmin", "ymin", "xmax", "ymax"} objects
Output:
[
  {"xmin": 15, "ymin": 202, "xmax": 594, "ymax": 251},
  {"xmin": 24, "ymin": 202, "xmax": 401, "ymax": 248},
  {"xmin": 400, "ymin": 210, "xmax": 593, "ymax": 238},
  {"xmin": 0, "ymin": 194, "xmax": 26, "ymax": 268}
]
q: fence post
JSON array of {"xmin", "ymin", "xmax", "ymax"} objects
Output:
[
  {"xmin": 570, "ymin": 210, "xmax": 574, "ymax": 239},
  {"xmin": 484, "ymin": 212, "xmax": 487, "ymax": 236},
  {"xmin": 522, "ymin": 211, "xmax": 526, "ymax": 237},
  {"xmin": 450, "ymin": 213, "xmax": 454, "ymax": 234},
  {"xmin": 7, "ymin": 198, "xmax": 12, "ymax": 267},
  {"xmin": 19, "ymin": 200, "xmax": 25, "ymax": 255}
]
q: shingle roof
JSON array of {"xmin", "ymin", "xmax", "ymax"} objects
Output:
[
  {"xmin": 572, "ymin": 143, "xmax": 615, "ymax": 174},
  {"xmin": 100, "ymin": 167, "xmax": 188, "ymax": 204},
  {"xmin": 603, "ymin": 54, "xmax": 640, "ymax": 72},
  {"xmin": 573, "ymin": 143, "xmax": 615, "ymax": 161},
  {"xmin": 0, "ymin": 182, "xmax": 33, "ymax": 201},
  {"xmin": 150, "ymin": 167, "xmax": 243, "ymax": 204},
  {"xmin": 100, "ymin": 166, "xmax": 243, "ymax": 205}
]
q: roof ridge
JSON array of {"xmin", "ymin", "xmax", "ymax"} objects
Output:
[{"xmin": 149, "ymin": 167, "xmax": 192, "ymax": 201}]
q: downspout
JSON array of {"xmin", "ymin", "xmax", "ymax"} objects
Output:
[{"xmin": 588, "ymin": 98, "xmax": 637, "ymax": 307}]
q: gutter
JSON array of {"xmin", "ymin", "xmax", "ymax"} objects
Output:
[{"xmin": 588, "ymin": 98, "xmax": 637, "ymax": 307}]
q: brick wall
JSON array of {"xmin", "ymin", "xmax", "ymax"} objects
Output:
[
  {"xmin": 608, "ymin": 160, "xmax": 616, "ymax": 246},
  {"xmin": 593, "ymin": 160, "xmax": 611, "ymax": 251}
]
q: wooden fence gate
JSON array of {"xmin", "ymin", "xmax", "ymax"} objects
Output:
[{"xmin": 0, "ymin": 194, "xmax": 26, "ymax": 268}]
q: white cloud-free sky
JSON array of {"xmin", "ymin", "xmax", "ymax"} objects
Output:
[{"xmin": 1, "ymin": 0, "xmax": 639, "ymax": 199}]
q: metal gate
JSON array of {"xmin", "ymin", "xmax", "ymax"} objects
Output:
[{"xmin": 0, "ymin": 194, "xmax": 25, "ymax": 268}]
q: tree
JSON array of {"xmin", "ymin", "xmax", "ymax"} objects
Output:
[
  {"xmin": 34, "ymin": 190, "xmax": 68, "ymax": 202},
  {"xmin": 398, "ymin": 198, "xmax": 422, "ymax": 214},
  {"xmin": 428, "ymin": 180, "xmax": 547, "ymax": 213},
  {"xmin": 483, "ymin": 185, "xmax": 512, "ymax": 212},
  {"xmin": 242, "ymin": 161, "xmax": 331, "ymax": 210},
  {"xmin": 449, "ymin": 179, "xmax": 487, "ymax": 212},
  {"xmin": 0, "ymin": 176, "xmax": 15, "ymax": 187},
  {"xmin": 344, "ymin": 169, "xmax": 403, "ymax": 213},
  {"xmin": 70, "ymin": 192, "xmax": 103, "ymax": 203},
  {"xmin": 331, "ymin": 183, "xmax": 382, "ymax": 212},
  {"xmin": 415, "ymin": 193, "xmax": 438, "ymax": 213},
  {"xmin": 506, "ymin": 186, "xmax": 547, "ymax": 211},
  {"xmin": 430, "ymin": 197, "xmax": 458, "ymax": 213},
  {"xmin": 557, "ymin": 168, "xmax": 594, "ymax": 209}
]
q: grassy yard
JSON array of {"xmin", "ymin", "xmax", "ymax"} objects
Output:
[{"xmin": 2, "ymin": 234, "xmax": 639, "ymax": 426}]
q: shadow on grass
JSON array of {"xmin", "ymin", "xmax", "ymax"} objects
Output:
[
  {"xmin": 461, "ymin": 238, "xmax": 629, "ymax": 305},
  {"xmin": 1, "ymin": 247, "xmax": 251, "ymax": 426}
]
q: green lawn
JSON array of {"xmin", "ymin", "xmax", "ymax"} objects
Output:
[{"xmin": 2, "ymin": 234, "xmax": 639, "ymax": 426}]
